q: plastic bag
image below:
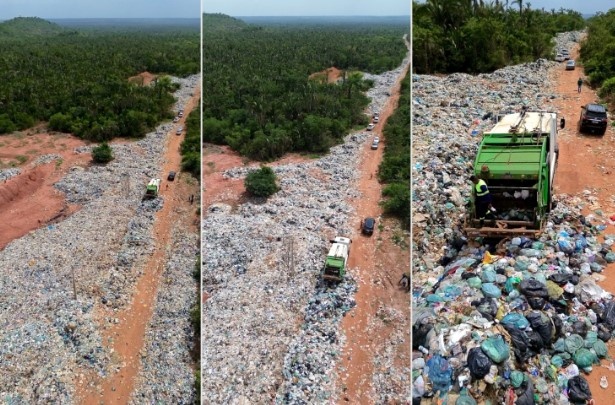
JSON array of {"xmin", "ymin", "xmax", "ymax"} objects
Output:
[
  {"xmin": 519, "ymin": 278, "xmax": 548, "ymax": 298},
  {"xmin": 501, "ymin": 313, "xmax": 529, "ymax": 329},
  {"xmin": 413, "ymin": 323, "xmax": 433, "ymax": 350},
  {"xmin": 467, "ymin": 347, "xmax": 492, "ymax": 379},
  {"xmin": 480, "ymin": 335, "xmax": 510, "ymax": 363},
  {"xmin": 526, "ymin": 311, "xmax": 554, "ymax": 346},
  {"xmin": 551, "ymin": 355, "xmax": 564, "ymax": 368},
  {"xmin": 467, "ymin": 277, "xmax": 482, "ymax": 289},
  {"xmin": 426, "ymin": 355, "xmax": 452, "ymax": 393},
  {"xmin": 455, "ymin": 389, "xmax": 477, "ymax": 405},
  {"xmin": 594, "ymin": 339, "xmax": 608, "ymax": 358},
  {"xmin": 511, "ymin": 370, "xmax": 525, "ymax": 388},
  {"xmin": 602, "ymin": 301, "xmax": 615, "ymax": 331},
  {"xmin": 573, "ymin": 348, "xmax": 597, "ymax": 368},
  {"xmin": 515, "ymin": 376, "xmax": 535, "ymax": 405},
  {"xmin": 504, "ymin": 325, "xmax": 532, "ymax": 362},
  {"xmin": 606, "ymin": 252, "xmax": 615, "ymax": 263},
  {"xmin": 567, "ymin": 375, "xmax": 591, "ymax": 403},
  {"xmin": 527, "ymin": 297, "xmax": 546, "ymax": 310},
  {"xmin": 472, "ymin": 298, "xmax": 498, "ymax": 320},
  {"xmin": 546, "ymin": 280, "xmax": 564, "ymax": 299},
  {"xmin": 558, "ymin": 238, "xmax": 574, "ymax": 254},
  {"xmin": 481, "ymin": 283, "xmax": 501, "ymax": 298},
  {"xmin": 480, "ymin": 269, "xmax": 497, "ymax": 283},
  {"xmin": 564, "ymin": 334, "xmax": 585, "ymax": 354}
]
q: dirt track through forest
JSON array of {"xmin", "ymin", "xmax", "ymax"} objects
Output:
[
  {"xmin": 76, "ymin": 85, "xmax": 201, "ymax": 404},
  {"xmin": 551, "ymin": 41, "xmax": 615, "ymax": 404}
]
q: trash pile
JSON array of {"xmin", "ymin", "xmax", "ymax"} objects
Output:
[
  {"xmin": 0, "ymin": 75, "xmax": 200, "ymax": 402},
  {"xmin": 131, "ymin": 230, "xmax": 199, "ymax": 404},
  {"xmin": 202, "ymin": 54, "xmax": 409, "ymax": 403},
  {"xmin": 413, "ymin": 196, "xmax": 615, "ymax": 404},
  {"xmin": 0, "ymin": 168, "xmax": 21, "ymax": 181},
  {"xmin": 411, "ymin": 30, "xmax": 609, "ymax": 404}
]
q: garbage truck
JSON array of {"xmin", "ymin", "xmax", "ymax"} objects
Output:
[
  {"xmin": 144, "ymin": 178, "xmax": 161, "ymax": 199},
  {"xmin": 464, "ymin": 108, "xmax": 565, "ymax": 238},
  {"xmin": 321, "ymin": 237, "xmax": 351, "ymax": 282}
]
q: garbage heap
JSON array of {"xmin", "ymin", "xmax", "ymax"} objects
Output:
[{"xmin": 412, "ymin": 195, "xmax": 615, "ymax": 404}]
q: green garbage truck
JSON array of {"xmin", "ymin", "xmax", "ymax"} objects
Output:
[
  {"xmin": 322, "ymin": 236, "xmax": 351, "ymax": 282},
  {"xmin": 144, "ymin": 178, "xmax": 161, "ymax": 199},
  {"xmin": 464, "ymin": 109, "xmax": 565, "ymax": 238}
]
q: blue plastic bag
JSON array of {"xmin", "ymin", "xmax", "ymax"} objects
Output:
[{"xmin": 427, "ymin": 355, "xmax": 452, "ymax": 393}]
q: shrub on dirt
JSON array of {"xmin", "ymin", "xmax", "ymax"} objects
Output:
[
  {"xmin": 244, "ymin": 166, "xmax": 279, "ymax": 197},
  {"xmin": 0, "ymin": 114, "xmax": 17, "ymax": 134},
  {"xmin": 48, "ymin": 113, "xmax": 72, "ymax": 133},
  {"xmin": 91, "ymin": 142, "xmax": 114, "ymax": 163},
  {"xmin": 598, "ymin": 77, "xmax": 615, "ymax": 103}
]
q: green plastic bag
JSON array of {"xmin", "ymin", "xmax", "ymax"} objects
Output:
[
  {"xmin": 456, "ymin": 389, "xmax": 478, "ymax": 405},
  {"xmin": 511, "ymin": 371, "xmax": 525, "ymax": 388},
  {"xmin": 467, "ymin": 277, "xmax": 482, "ymax": 289},
  {"xmin": 565, "ymin": 334, "xmax": 585, "ymax": 354},
  {"xmin": 594, "ymin": 340, "xmax": 608, "ymax": 358},
  {"xmin": 480, "ymin": 335, "xmax": 510, "ymax": 363},
  {"xmin": 584, "ymin": 331, "xmax": 598, "ymax": 348},
  {"xmin": 573, "ymin": 348, "xmax": 597, "ymax": 368},
  {"xmin": 551, "ymin": 355, "xmax": 564, "ymax": 368}
]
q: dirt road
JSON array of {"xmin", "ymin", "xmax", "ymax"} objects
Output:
[
  {"xmin": 336, "ymin": 64, "xmax": 410, "ymax": 402},
  {"xmin": 551, "ymin": 42, "xmax": 615, "ymax": 403},
  {"xmin": 77, "ymin": 85, "xmax": 201, "ymax": 404}
]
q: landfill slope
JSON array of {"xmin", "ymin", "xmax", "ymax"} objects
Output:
[
  {"xmin": 202, "ymin": 56, "xmax": 409, "ymax": 404},
  {"xmin": 410, "ymin": 31, "xmax": 615, "ymax": 404},
  {"xmin": 0, "ymin": 75, "xmax": 199, "ymax": 403}
]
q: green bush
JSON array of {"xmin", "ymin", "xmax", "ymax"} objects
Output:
[
  {"xmin": 244, "ymin": 166, "xmax": 279, "ymax": 197},
  {"xmin": 91, "ymin": 142, "xmax": 114, "ymax": 163},
  {"xmin": 0, "ymin": 114, "xmax": 17, "ymax": 134},
  {"xmin": 49, "ymin": 112, "xmax": 72, "ymax": 133},
  {"xmin": 598, "ymin": 77, "xmax": 615, "ymax": 101},
  {"xmin": 190, "ymin": 302, "xmax": 201, "ymax": 335}
]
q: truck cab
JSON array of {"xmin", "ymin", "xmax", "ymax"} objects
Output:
[{"xmin": 464, "ymin": 109, "xmax": 563, "ymax": 238}]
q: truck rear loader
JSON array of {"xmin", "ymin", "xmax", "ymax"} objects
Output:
[
  {"xmin": 322, "ymin": 237, "xmax": 351, "ymax": 282},
  {"xmin": 464, "ymin": 109, "xmax": 564, "ymax": 238},
  {"xmin": 144, "ymin": 178, "xmax": 161, "ymax": 199}
]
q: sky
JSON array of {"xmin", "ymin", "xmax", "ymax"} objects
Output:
[
  {"xmin": 412, "ymin": 0, "xmax": 612, "ymax": 15},
  {"xmin": 1, "ymin": 0, "xmax": 200, "ymax": 19},
  {"xmin": 517, "ymin": 0, "xmax": 612, "ymax": 14},
  {"xmin": 201, "ymin": 0, "xmax": 410, "ymax": 17}
]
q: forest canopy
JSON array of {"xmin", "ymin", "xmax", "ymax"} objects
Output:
[
  {"xmin": 413, "ymin": 0, "xmax": 585, "ymax": 74},
  {"xmin": 0, "ymin": 18, "xmax": 199, "ymax": 140},
  {"xmin": 202, "ymin": 14, "xmax": 409, "ymax": 161},
  {"xmin": 580, "ymin": 9, "xmax": 615, "ymax": 101}
]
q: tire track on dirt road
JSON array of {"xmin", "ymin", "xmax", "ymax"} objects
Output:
[{"xmin": 336, "ymin": 48, "xmax": 410, "ymax": 403}]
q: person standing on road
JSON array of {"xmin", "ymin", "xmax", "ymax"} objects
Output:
[
  {"xmin": 577, "ymin": 77, "xmax": 583, "ymax": 93},
  {"xmin": 470, "ymin": 175, "xmax": 495, "ymax": 225}
]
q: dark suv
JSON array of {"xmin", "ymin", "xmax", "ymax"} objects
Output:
[
  {"xmin": 579, "ymin": 103, "xmax": 608, "ymax": 135},
  {"xmin": 361, "ymin": 217, "xmax": 375, "ymax": 236}
]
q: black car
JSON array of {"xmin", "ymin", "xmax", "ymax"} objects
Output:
[
  {"xmin": 167, "ymin": 171, "xmax": 176, "ymax": 181},
  {"xmin": 362, "ymin": 217, "xmax": 375, "ymax": 235},
  {"xmin": 579, "ymin": 103, "xmax": 608, "ymax": 135}
]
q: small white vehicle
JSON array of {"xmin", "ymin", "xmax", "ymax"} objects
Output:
[
  {"xmin": 367, "ymin": 123, "xmax": 375, "ymax": 131},
  {"xmin": 555, "ymin": 54, "xmax": 564, "ymax": 62}
]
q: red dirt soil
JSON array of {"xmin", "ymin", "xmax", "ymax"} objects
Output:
[
  {"xmin": 336, "ymin": 62, "xmax": 411, "ymax": 403},
  {"xmin": 76, "ymin": 85, "xmax": 201, "ymax": 405},
  {"xmin": 0, "ymin": 133, "xmax": 89, "ymax": 250},
  {"xmin": 551, "ymin": 41, "xmax": 615, "ymax": 403},
  {"xmin": 309, "ymin": 66, "xmax": 344, "ymax": 84},
  {"xmin": 128, "ymin": 71, "xmax": 157, "ymax": 86}
]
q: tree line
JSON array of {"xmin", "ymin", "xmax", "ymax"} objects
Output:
[
  {"xmin": 580, "ymin": 9, "xmax": 615, "ymax": 103},
  {"xmin": 413, "ymin": 0, "xmax": 585, "ymax": 74},
  {"xmin": 0, "ymin": 19, "xmax": 199, "ymax": 140},
  {"xmin": 202, "ymin": 14, "xmax": 409, "ymax": 161},
  {"xmin": 378, "ymin": 71, "xmax": 410, "ymax": 229}
]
